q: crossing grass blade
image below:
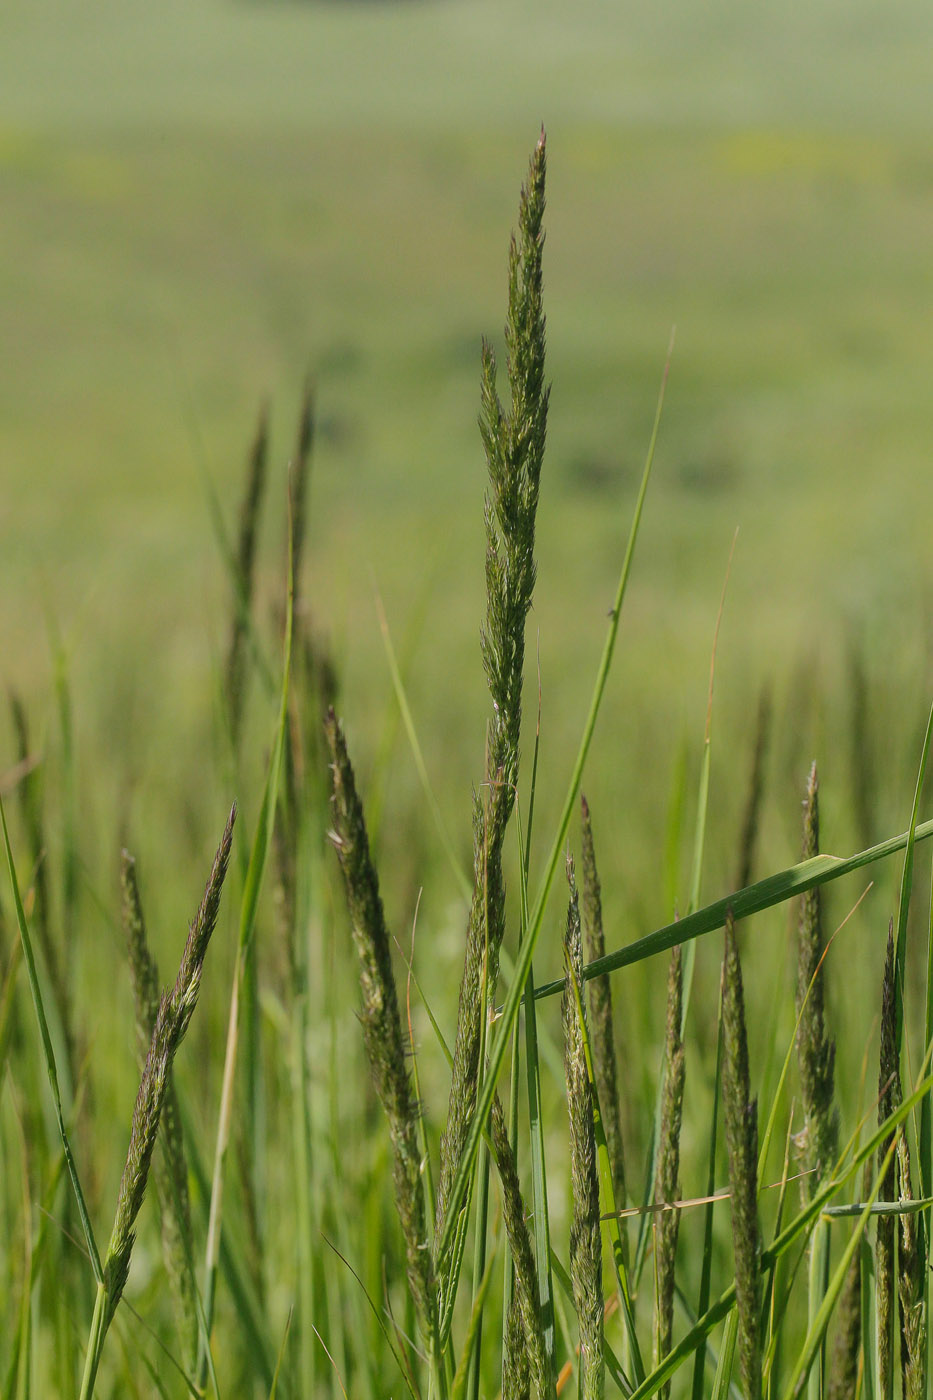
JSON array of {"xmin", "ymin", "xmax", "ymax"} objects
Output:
[{"xmin": 534, "ymin": 815, "xmax": 933, "ymax": 1002}]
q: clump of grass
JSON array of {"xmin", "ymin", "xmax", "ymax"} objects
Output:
[{"xmin": 11, "ymin": 125, "xmax": 933, "ymax": 1400}]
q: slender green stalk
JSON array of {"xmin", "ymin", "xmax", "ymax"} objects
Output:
[
  {"xmin": 877, "ymin": 924, "xmax": 898, "ymax": 1400},
  {"xmin": 0, "ymin": 792, "xmax": 102, "ymax": 1284},
  {"xmin": 199, "ymin": 516, "xmax": 293, "ymax": 1386}
]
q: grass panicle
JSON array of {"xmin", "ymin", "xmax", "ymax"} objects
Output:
[
  {"xmin": 325, "ymin": 709, "xmax": 441, "ymax": 1363},
  {"xmin": 103, "ymin": 807, "xmax": 235, "ymax": 1318},
  {"xmin": 580, "ymin": 794, "xmax": 627, "ymax": 1219},
  {"xmin": 502, "ymin": 1294, "xmax": 531, "ymax": 1400},
  {"xmin": 437, "ymin": 130, "xmax": 549, "ymax": 1252},
  {"xmin": 795, "ymin": 762, "xmax": 838, "ymax": 1193},
  {"xmin": 435, "ymin": 790, "xmax": 492, "ymax": 1244},
  {"xmin": 479, "ymin": 126, "xmax": 548, "ymax": 824},
  {"xmin": 489, "ymin": 1095, "xmax": 550, "ymax": 1397},
  {"xmin": 225, "ymin": 402, "xmax": 269, "ymax": 741},
  {"xmin": 654, "ymin": 943, "xmax": 685, "ymax": 1400},
  {"xmin": 563, "ymin": 859, "xmax": 604, "ymax": 1400},
  {"xmin": 721, "ymin": 911, "xmax": 762, "ymax": 1400},
  {"xmin": 120, "ymin": 850, "xmax": 199, "ymax": 1370},
  {"xmin": 895, "ymin": 1130, "xmax": 925, "ymax": 1398}
]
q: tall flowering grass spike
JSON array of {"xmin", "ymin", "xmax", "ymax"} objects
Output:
[
  {"xmin": 98, "ymin": 802, "xmax": 235, "ymax": 1370},
  {"xmin": 479, "ymin": 126, "xmax": 548, "ymax": 828},
  {"xmin": 436, "ymin": 130, "xmax": 549, "ymax": 1248},
  {"xmin": 721, "ymin": 912, "xmax": 762, "ymax": 1400},
  {"xmin": 121, "ymin": 851, "xmax": 199, "ymax": 1370},
  {"xmin": 563, "ymin": 859, "xmax": 604, "ymax": 1400},
  {"xmin": 654, "ymin": 943, "xmax": 684, "ymax": 1400},
  {"xmin": 325, "ymin": 710, "xmax": 440, "ymax": 1359},
  {"xmin": 795, "ymin": 762, "xmax": 838, "ymax": 1194},
  {"xmin": 580, "ymin": 794, "xmax": 627, "ymax": 1218}
]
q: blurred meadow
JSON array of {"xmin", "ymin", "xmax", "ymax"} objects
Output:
[{"xmin": 3, "ymin": 0, "xmax": 933, "ymax": 1393}]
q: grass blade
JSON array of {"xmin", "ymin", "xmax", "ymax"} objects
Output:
[{"xmin": 534, "ymin": 814, "xmax": 933, "ymax": 1001}]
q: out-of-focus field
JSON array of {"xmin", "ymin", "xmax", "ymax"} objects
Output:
[{"xmin": 2, "ymin": 0, "xmax": 933, "ymax": 1060}]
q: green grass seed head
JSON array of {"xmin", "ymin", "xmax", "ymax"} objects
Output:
[
  {"xmin": 580, "ymin": 793, "xmax": 627, "ymax": 1215},
  {"xmin": 654, "ymin": 942, "xmax": 684, "ymax": 1399},
  {"xmin": 325, "ymin": 709, "xmax": 439, "ymax": 1350},
  {"xmin": 104, "ymin": 805, "xmax": 235, "ymax": 1325},
  {"xmin": 563, "ymin": 858, "xmax": 604, "ymax": 1400},
  {"xmin": 796, "ymin": 762, "xmax": 839, "ymax": 1194},
  {"xmin": 721, "ymin": 911, "xmax": 762, "ymax": 1400}
]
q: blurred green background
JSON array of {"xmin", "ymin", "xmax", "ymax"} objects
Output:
[{"xmin": 3, "ymin": 0, "xmax": 933, "ymax": 1009}]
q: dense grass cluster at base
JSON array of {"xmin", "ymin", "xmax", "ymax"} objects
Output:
[{"xmin": 4, "ymin": 133, "xmax": 933, "ymax": 1400}]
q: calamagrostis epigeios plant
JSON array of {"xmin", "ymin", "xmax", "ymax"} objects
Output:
[
  {"xmin": 796, "ymin": 762, "xmax": 838, "ymax": 1193},
  {"xmin": 80, "ymin": 805, "xmax": 235, "ymax": 1399},
  {"xmin": 654, "ymin": 943, "xmax": 684, "ymax": 1400},
  {"xmin": 563, "ymin": 860, "xmax": 604, "ymax": 1399},
  {"xmin": 325, "ymin": 711, "xmax": 441, "ymax": 1361},
  {"xmin": 580, "ymin": 794, "xmax": 627, "ymax": 1219},
  {"xmin": 721, "ymin": 912, "xmax": 762, "ymax": 1400},
  {"xmin": 121, "ymin": 850, "xmax": 198, "ymax": 1370},
  {"xmin": 435, "ymin": 128, "xmax": 549, "ymax": 1246}
]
